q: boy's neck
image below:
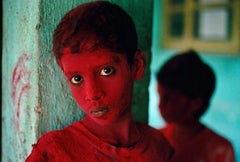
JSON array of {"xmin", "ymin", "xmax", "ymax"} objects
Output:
[
  {"xmin": 82, "ymin": 116, "xmax": 141, "ymax": 147},
  {"xmin": 169, "ymin": 121, "xmax": 205, "ymax": 141},
  {"xmin": 165, "ymin": 122, "xmax": 206, "ymax": 148}
]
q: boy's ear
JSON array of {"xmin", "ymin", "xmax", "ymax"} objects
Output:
[{"xmin": 132, "ymin": 50, "xmax": 145, "ymax": 81}]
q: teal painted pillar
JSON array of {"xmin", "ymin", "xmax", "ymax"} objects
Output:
[
  {"xmin": 36, "ymin": 0, "xmax": 87, "ymax": 136},
  {"xmin": 2, "ymin": 0, "xmax": 41, "ymax": 161},
  {"xmin": 2, "ymin": 0, "xmax": 153, "ymax": 161}
]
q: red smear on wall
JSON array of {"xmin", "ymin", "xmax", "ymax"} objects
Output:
[{"xmin": 11, "ymin": 53, "xmax": 31, "ymax": 131}]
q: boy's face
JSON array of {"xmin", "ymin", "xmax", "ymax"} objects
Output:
[
  {"xmin": 157, "ymin": 84, "xmax": 197, "ymax": 124},
  {"xmin": 60, "ymin": 48, "xmax": 144, "ymax": 125}
]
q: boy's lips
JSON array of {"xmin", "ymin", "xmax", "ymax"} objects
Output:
[{"xmin": 90, "ymin": 107, "xmax": 109, "ymax": 117}]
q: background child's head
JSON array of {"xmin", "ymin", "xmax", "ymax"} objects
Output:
[
  {"xmin": 157, "ymin": 50, "xmax": 216, "ymax": 119},
  {"xmin": 52, "ymin": 1, "xmax": 138, "ymax": 67}
]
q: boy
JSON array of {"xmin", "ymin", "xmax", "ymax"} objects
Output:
[
  {"xmin": 156, "ymin": 50, "xmax": 235, "ymax": 162},
  {"xmin": 26, "ymin": 1, "xmax": 173, "ymax": 161}
]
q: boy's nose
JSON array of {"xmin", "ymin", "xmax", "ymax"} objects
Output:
[{"xmin": 85, "ymin": 81, "xmax": 104, "ymax": 101}]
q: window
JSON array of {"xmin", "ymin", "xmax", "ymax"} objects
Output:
[{"xmin": 162, "ymin": 0, "xmax": 240, "ymax": 55}]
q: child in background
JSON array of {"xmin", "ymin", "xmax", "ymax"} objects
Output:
[
  {"xmin": 156, "ymin": 49, "xmax": 235, "ymax": 162},
  {"xmin": 26, "ymin": 1, "xmax": 173, "ymax": 161}
]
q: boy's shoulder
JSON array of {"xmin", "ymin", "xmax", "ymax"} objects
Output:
[
  {"xmin": 26, "ymin": 121, "xmax": 92, "ymax": 161},
  {"xmin": 160, "ymin": 124, "xmax": 233, "ymax": 148},
  {"xmin": 137, "ymin": 123, "xmax": 174, "ymax": 158},
  {"xmin": 28, "ymin": 121, "xmax": 81, "ymax": 151},
  {"xmin": 36, "ymin": 121, "xmax": 88, "ymax": 145},
  {"xmin": 138, "ymin": 123, "xmax": 168, "ymax": 139},
  {"xmin": 203, "ymin": 127, "xmax": 234, "ymax": 148}
]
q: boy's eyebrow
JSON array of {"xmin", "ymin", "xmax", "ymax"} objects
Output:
[
  {"xmin": 102, "ymin": 55, "xmax": 121, "ymax": 64},
  {"xmin": 63, "ymin": 59, "xmax": 120, "ymax": 74},
  {"xmin": 112, "ymin": 55, "xmax": 121, "ymax": 63},
  {"xmin": 62, "ymin": 54, "xmax": 123, "ymax": 73},
  {"xmin": 95, "ymin": 57, "xmax": 122, "ymax": 69},
  {"xmin": 64, "ymin": 71, "xmax": 80, "ymax": 77},
  {"xmin": 92, "ymin": 53, "xmax": 122, "ymax": 66}
]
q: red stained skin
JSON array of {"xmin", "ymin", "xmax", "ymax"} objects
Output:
[
  {"xmin": 60, "ymin": 48, "xmax": 145, "ymax": 146},
  {"xmin": 158, "ymin": 85, "xmax": 236, "ymax": 162},
  {"xmin": 61, "ymin": 49, "xmax": 135, "ymax": 125},
  {"xmin": 11, "ymin": 54, "xmax": 31, "ymax": 130}
]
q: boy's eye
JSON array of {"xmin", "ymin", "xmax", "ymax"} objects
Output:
[
  {"xmin": 100, "ymin": 67, "xmax": 115, "ymax": 76},
  {"xmin": 71, "ymin": 75, "xmax": 83, "ymax": 85}
]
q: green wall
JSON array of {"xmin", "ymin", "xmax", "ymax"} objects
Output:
[
  {"xmin": 2, "ymin": 0, "xmax": 40, "ymax": 161},
  {"xmin": 149, "ymin": 0, "xmax": 240, "ymax": 162},
  {"xmin": 2, "ymin": 0, "xmax": 153, "ymax": 161}
]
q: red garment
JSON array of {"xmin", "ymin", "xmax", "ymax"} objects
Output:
[{"xmin": 26, "ymin": 121, "xmax": 173, "ymax": 162}]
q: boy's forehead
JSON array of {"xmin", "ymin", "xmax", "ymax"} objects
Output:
[{"xmin": 61, "ymin": 47, "xmax": 124, "ymax": 64}]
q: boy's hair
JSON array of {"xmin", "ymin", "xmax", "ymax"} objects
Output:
[
  {"xmin": 52, "ymin": 1, "xmax": 138, "ymax": 66},
  {"xmin": 157, "ymin": 50, "xmax": 216, "ymax": 119}
]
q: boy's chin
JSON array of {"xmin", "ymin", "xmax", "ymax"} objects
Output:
[{"xmin": 90, "ymin": 115, "xmax": 116, "ymax": 126}]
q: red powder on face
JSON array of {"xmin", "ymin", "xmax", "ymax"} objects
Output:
[{"xmin": 61, "ymin": 49, "xmax": 135, "ymax": 126}]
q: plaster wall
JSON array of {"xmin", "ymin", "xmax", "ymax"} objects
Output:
[{"xmin": 2, "ymin": 0, "xmax": 40, "ymax": 161}]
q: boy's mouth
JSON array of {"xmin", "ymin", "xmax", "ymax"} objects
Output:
[{"xmin": 90, "ymin": 107, "xmax": 109, "ymax": 117}]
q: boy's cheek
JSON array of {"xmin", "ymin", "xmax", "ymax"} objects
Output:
[
  {"xmin": 69, "ymin": 86, "xmax": 85, "ymax": 102},
  {"xmin": 72, "ymin": 92, "xmax": 88, "ymax": 109}
]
